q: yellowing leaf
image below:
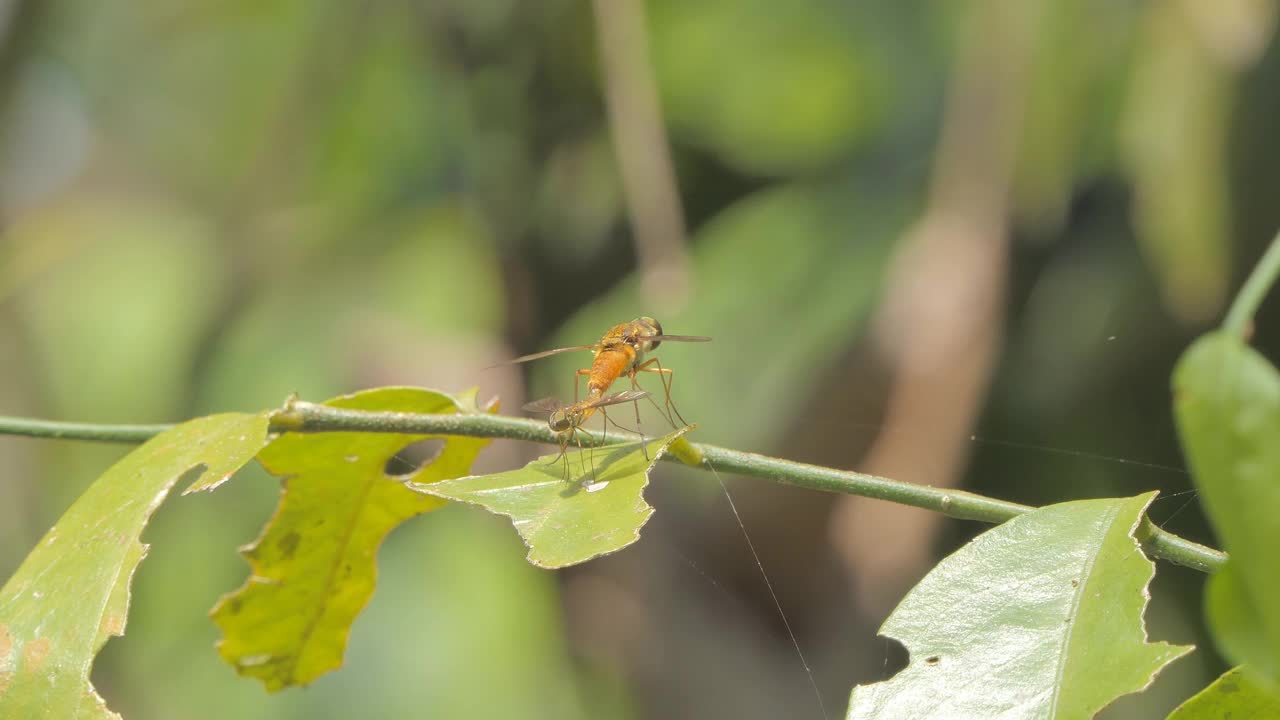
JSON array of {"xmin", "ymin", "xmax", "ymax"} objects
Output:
[
  {"xmin": 0, "ymin": 413, "xmax": 271, "ymax": 719},
  {"xmin": 211, "ymin": 387, "xmax": 491, "ymax": 691},
  {"xmin": 413, "ymin": 427, "xmax": 692, "ymax": 568}
]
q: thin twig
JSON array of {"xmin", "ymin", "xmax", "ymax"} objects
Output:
[
  {"xmin": 1223, "ymin": 232, "xmax": 1280, "ymax": 339},
  {"xmin": 591, "ymin": 0, "xmax": 691, "ymax": 308},
  {"xmin": 0, "ymin": 403, "xmax": 1226, "ymax": 573}
]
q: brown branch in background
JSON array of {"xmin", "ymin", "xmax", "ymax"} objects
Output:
[
  {"xmin": 591, "ymin": 0, "xmax": 691, "ymax": 310},
  {"xmin": 829, "ymin": 0, "xmax": 1038, "ymax": 614}
]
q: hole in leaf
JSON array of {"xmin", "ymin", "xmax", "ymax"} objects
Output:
[
  {"xmin": 384, "ymin": 439, "xmax": 446, "ymax": 479},
  {"xmin": 176, "ymin": 463, "xmax": 208, "ymax": 491},
  {"xmin": 877, "ymin": 637, "xmax": 909, "ymax": 680}
]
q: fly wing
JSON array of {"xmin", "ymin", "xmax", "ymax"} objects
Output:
[
  {"xmin": 588, "ymin": 389, "xmax": 651, "ymax": 408},
  {"xmin": 494, "ymin": 344, "xmax": 597, "ymax": 367},
  {"xmin": 648, "ymin": 334, "xmax": 711, "ymax": 343},
  {"xmin": 522, "ymin": 397, "xmax": 566, "ymax": 414}
]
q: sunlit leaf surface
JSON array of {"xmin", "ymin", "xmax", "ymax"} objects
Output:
[
  {"xmin": 847, "ymin": 493, "xmax": 1190, "ymax": 719},
  {"xmin": 211, "ymin": 388, "xmax": 492, "ymax": 691},
  {"xmin": 413, "ymin": 427, "xmax": 692, "ymax": 569},
  {"xmin": 1167, "ymin": 666, "xmax": 1280, "ymax": 719},
  {"xmin": 1174, "ymin": 332, "xmax": 1280, "ymax": 682},
  {"xmin": 0, "ymin": 413, "xmax": 270, "ymax": 719}
]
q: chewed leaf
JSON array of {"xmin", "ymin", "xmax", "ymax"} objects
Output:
[
  {"xmin": 1174, "ymin": 332, "xmax": 1280, "ymax": 681},
  {"xmin": 412, "ymin": 426, "xmax": 692, "ymax": 568},
  {"xmin": 0, "ymin": 413, "xmax": 270, "ymax": 719},
  {"xmin": 1167, "ymin": 666, "xmax": 1280, "ymax": 719},
  {"xmin": 211, "ymin": 387, "xmax": 492, "ymax": 692},
  {"xmin": 847, "ymin": 493, "xmax": 1190, "ymax": 720}
]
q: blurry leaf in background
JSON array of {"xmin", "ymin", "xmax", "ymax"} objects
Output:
[
  {"xmin": 536, "ymin": 182, "xmax": 905, "ymax": 452},
  {"xmin": 999, "ymin": 230, "xmax": 1160, "ymax": 429},
  {"xmin": 46, "ymin": 0, "xmax": 316, "ymax": 200},
  {"xmin": 1167, "ymin": 665, "xmax": 1280, "ymax": 719},
  {"xmin": 415, "ymin": 426, "xmax": 691, "ymax": 568},
  {"xmin": 1013, "ymin": 0, "xmax": 1138, "ymax": 229},
  {"xmin": 199, "ymin": 199, "xmax": 504, "ymax": 412},
  {"xmin": 648, "ymin": 0, "xmax": 873, "ymax": 174},
  {"xmin": 10, "ymin": 194, "xmax": 223, "ymax": 422},
  {"xmin": 367, "ymin": 203, "xmax": 504, "ymax": 339},
  {"xmin": 1174, "ymin": 333, "xmax": 1280, "ymax": 683},
  {"xmin": 0, "ymin": 62, "xmax": 93, "ymax": 216},
  {"xmin": 7, "ymin": 193, "xmax": 227, "ymax": 518},
  {"xmin": 196, "ymin": 286, "xmax": 351, "ymax": 414},
  {"xmin": 534, "ymin": 129, "xmax": 624, "ymax": 268},
  {"xmin": 847, "ymin": 493, "xmax": 1190, "ymax": 718},
  {"xmin": 1122, "ymin": 3, "xmax": 1241, "ymax": 326},
  {"xmin": 300, "ymin": 8, "xmax": 466, "ymax": 242},
  {"xmin": 0, "ymin": 412, "xmax": 271, "ymax": 719},
  {"xmin": 212, "ymin": 387, "xmax": 490, "ymax": 691}
]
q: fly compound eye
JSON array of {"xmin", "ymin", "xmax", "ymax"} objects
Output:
[
  {"xmin": 637, "ymin": 316, "xmax": 663, "ymax": 351},
  {"xmin": 549, "ymin": 411, "xmax": 572, "ymax": 432}
]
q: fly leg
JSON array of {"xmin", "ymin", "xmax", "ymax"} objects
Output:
[
  {"xmin": 590, "ymin": 409, "xmax": 605, "ymax": 485},
  {"xmin": 634, "ymin": 358, "xmax": 687, "ymax": 428},
  {"xmin": 624, "ymin": 373, "xmax": 651, "ymax": 461},
  {"xmin": 547, "ymin": 430, "xmax": 571, "ymax": 481}
]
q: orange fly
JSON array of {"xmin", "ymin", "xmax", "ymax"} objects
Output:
[
  {"xmin": 506, "ymin": 316, "xmax": 710, "ymax": 428},
  {"xmin": 523, "ymin": 389, "xmax": 651, "ymax": 483}
]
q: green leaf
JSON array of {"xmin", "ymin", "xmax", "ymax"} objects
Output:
[
  {"xmin": 0, "ymin": 413, "xmax": 271, "ymax": 719},
  {"xmin": 211, "ymin": 387, "xmax": 492, "ymax": 692},
  {"xmin": 412, "ymin": 427, "xmax": 693, "ymax": 569},
  {"xmin": 1174, "ymin": 332, "xmax": 1280, "ymax": 681},
  {"xmin": 847, "ymin": 493, "xmax": 1190, "ymax": 719},
  {"xmin": 1167, "ymin": 666, "xmax": 1280, "ymax": 719}
]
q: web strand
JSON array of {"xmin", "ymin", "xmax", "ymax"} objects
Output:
[{"xmin": 703, "ymin": 457, "xmax": 829, "ymax": 720}]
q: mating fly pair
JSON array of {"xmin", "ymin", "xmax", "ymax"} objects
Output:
[{"xmin": 506, "ymin": 316, "xmax": 709, "ymax": 482}]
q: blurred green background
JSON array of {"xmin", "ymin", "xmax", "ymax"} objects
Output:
[{"xmin": 1, "ymin": 0, "xmax": 1278, "ymax": 717}]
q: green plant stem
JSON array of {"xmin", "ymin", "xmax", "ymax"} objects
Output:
[
  {"xmin": 0, "ymin": 404, "xmax": 1226, "ymax": 573},
  {"xmin": 0, "ymin": 416, "xmax": 172, "ymax": 442},
  {"xmin": 1224, "ymin": 232, "xmax": 1280, "ymax": 339}
]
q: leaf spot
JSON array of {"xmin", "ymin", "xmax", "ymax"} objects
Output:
[
  {"xmin": 101, "ymin": 613, "xmax": 125, "ymax": 636},
  {"xmin": 22, "ymin": 637, "xmax": 50, "ymax": 670},
  {"xmin": 277, "ymin": 531, "xmax": 301, "ymax": 560}
]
